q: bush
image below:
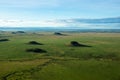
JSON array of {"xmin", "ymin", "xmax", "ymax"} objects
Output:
[
  {"xmin": 54, "ymin": 32, "xmax": 63, "ymax": 35},
  {"xmin": 28, "ymin": 41, "xmax": 43, "ymax": 45},
  {"xmin": 0, "ymin": 39, "xmax": 9, "ymax": 42},
  {"xmin": 26, "ymin": 48, "xmax": 47, "ymax": 53},
  {"xmin": 70, "ymin": 41, "xmax": 91, "ymax": 47}
]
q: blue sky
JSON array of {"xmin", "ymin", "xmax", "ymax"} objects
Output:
[
  {"xmin": 0, "ymin": 0, "xmax": 120, "ymax": 27},
  {"xmin": 0, "ymin": 0, "xmax": 120, "ymax": 20}
]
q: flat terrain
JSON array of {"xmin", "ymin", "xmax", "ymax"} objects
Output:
[{"xmin": 0, "ymin": 31, "xmax": 120, "ymax": 80}]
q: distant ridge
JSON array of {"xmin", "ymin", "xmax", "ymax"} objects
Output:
[
  {"xmin": 58, "ymin": 17, "xmax": 120, "ymax": 23},
  {"xmin": 0, "ymin": 27, "xmax": 120, "ymax": 33}
]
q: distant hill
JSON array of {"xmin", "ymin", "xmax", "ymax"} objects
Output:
[
  {"xmin": 73, "ymin": 17, "xmax": 120, "ymax": 23},
  {"xmin": 54, "ymin": 17, "xmax": 120, "ymax": 29},
  {"xmin": 58, "ymin": 17, "xmax": 120, "ymax": 24}
]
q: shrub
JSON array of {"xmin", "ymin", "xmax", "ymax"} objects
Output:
[
  {"xmin": 70, "ymin": 41, "xmax": 91, "ymax": 47},
  {"xmin": 26, "ymin": 48, "xmax": 47, "ymax": 53},
  {"xmin": 28, "ymin": 41, "xmax": 43, "ymax": 45},
  {"xmin": 0, "ymin": 39, "xmax": 9, "ymax": 42}
]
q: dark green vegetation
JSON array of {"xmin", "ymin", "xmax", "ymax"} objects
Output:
[
  {"xmin": 54, "ymin": 32, "xmax": 65, "ymax": 36},
  {"xmin": 0, "ymin": 31, "xmax": 120, "ymax": 80},
  {"xmin": 70, "ymin": 41, "xmax": 91, "ymax": 47},
  {"xmin": 0, "ymin": 39, "xmax": 9, "ymax": 42},
  {"xmin": 26, "ymin": 48, "xmax": 47, "ymax": 53},
  {"xmin": 28, "ymin": 41, "xmax": 43, "ymax": 45}
]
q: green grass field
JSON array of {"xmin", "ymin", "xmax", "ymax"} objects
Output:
[{"xmin": 0, "ymin": 32, "xmax": 120, "ymax": 80}]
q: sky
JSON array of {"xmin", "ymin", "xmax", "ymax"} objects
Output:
[{"xmin": 0, "ymin": 0, "xmax": 120, "ymax": 27}]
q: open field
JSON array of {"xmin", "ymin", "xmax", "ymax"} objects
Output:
[{"xmin": 0, "ymin": 32, "xmax": 120, "ymax": 80}]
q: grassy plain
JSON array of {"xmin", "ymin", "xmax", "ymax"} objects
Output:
[{"xmin": 0, "ymin": 32, "xmax": 120, "ymax": 80}]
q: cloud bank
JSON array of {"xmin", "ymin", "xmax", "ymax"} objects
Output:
[
  {"xmin": 0, "ymin": 18, "xmax": 120, "ymax": 29},
  {"xmin": 0, "ymin": 20, "xmax": 67, "ymax": 27}
]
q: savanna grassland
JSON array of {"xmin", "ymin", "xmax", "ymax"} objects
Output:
[{"xmin": 0, "ymin": 31, "xmax": 120, "ymax": 80}]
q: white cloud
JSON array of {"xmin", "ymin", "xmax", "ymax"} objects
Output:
[
  {"xmin": 0, "ymin": 20, "xmax": 67, "ymax": 27},
  {"xmin": 0, "ymin": 19, "xmax": 119, "ymax": 29},
  {"xmin": 0, "ymin": 19, "xmax": 97, "ymax": 28}
]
